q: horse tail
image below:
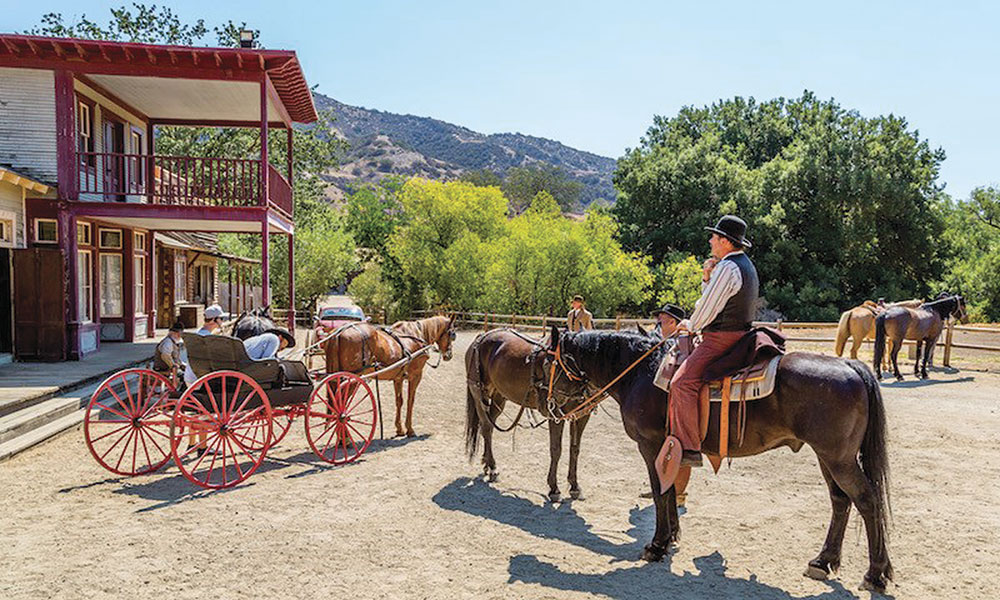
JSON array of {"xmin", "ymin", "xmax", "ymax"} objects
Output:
[
  {"xmin": 835, "ymin": 310, "xmax": 851, "ymax": 356},
  {"xmin": 873, "ymin": 313, "xmax": 887, "ymax": 374},
  {"xmin": 465, "ymin": 336, "xmax": 484, "ymax": 460},
  {"xmin": 846, "ymin": 359, "xmax": 893, "ymax": 580}
]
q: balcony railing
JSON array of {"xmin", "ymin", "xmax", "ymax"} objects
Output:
[{"xmin": 78, "ymin": 152, "xmax": 292, "ymax": 217}]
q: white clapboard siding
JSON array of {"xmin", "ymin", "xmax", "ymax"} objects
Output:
[{"xmin": 0, "ymin": 68, "xmax": 58, "ymax": 187}]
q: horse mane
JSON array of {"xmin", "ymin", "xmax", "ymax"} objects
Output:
[
  {"xmin": 921, "ymin": 295, "xmax": 959, "ymax": 318},
  {"xmin": 566, "ymin": 329, "xmax": 666, "ymax": 385}
]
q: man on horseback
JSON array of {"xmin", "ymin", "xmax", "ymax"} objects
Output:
[{"xmin": 669, "ymin": 215, "xmax": 758, "ymax": 467}]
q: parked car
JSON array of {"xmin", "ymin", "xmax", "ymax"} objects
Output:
[{"xmin": 315, "ymin": 305, "xmax": 367, "ymax": 331}]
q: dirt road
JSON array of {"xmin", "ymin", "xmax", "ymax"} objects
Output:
[{"xmin": 1, "ymin": 330, "xmax": 997, "ymax": 599}]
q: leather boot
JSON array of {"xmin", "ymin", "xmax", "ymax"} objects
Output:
[{"xmin": 681, "ymin": 450, "xmax": 703, "ymax": 467}]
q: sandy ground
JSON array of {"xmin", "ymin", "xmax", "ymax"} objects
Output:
[{"xmin": 1, "ymin": 330, "xmax": 998, "ymax": 599}]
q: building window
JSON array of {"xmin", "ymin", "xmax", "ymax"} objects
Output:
[
  {"xmin": 0, "ymin": 218, "xmax": 12, "ymax": 246},
  {"xmin": 130, "ymin": 130, "xmax": 144, "ymax": 188},
  {"xmin": 35, "ymin": 219, "xmax": 58, "ymax": 243},
  {"xmin": 134, "ymin": 255, "xmax": 146, "ymax": 314},
  {"xmin": 134, "ymin": 232, "xmax": 146, "ymax": 250},
  {"xmin": 100, "ymin": 254, "xmax": 123, "ymax": 317},
  {"xmin": 99, "ymin": 229, "xmax": 123, "ymax": 249},
  {"xmin": 77, "ymin": 222, "xmax": 92, "ymax": 245},
  {"xmin": 174, "ymin": 254, "xmax": 186, "ymax": 303},
  {"xmin": 78, "ymin": 100, "xmax": 95, "ymax": 167},
  {"xmin": 78, "ymin": 250, "xmax": 93, "ymax": 323}
]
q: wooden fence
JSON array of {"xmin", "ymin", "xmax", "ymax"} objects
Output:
[{"xmin": 412, "ymin": 310, "xmax": 1000, "ymax": 368}]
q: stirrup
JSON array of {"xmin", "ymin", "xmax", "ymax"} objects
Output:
[{"xmin": 654, "ymin": 435, "xmax": 682, "ymax": 495}]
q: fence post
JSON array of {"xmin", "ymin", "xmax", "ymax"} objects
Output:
[
  {"xmin": 511, "ymin": 314, "xmax": 517, "ymax": 329},
  {"xmin": 615, "ymin": 314, "xmax": 622, "ymax": 331},
  {"xmin": 776, "ymin": 318, "xmax": 783, "ymax": 332},
  {"xmin": 541, "ymin": 315, "xmax": 548, "ymax": 331},
  {"xmin": 484, "ymin": 313, "xmax": 490, "ymax": 332},
  {"xmin": 943, "ymin": 319, "xmax": 955, "ymax": 367}
]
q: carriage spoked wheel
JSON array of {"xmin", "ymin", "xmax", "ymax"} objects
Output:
[
  {"xmin": 170, "ymin": 370, "xmax": 272, "ymax": 489},
  {"xmin": 84, "ymin": 368, "xmax": 176, "ymax": 476},
  {"xmin": 236, "ymin": 407, "xmax": 295, "ymax": 452},
  {"xmin": 305, "ymin": 372, "xmax": 377, "ymax": 465}
]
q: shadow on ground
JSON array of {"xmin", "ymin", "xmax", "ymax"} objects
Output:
[
  {"xmin": 879, "ymin": 376, "xmax": 975, "ymax": 388},
  {"xmin": 508, "ymin": 551, "xmax": 885, "ymax": 600},
  {"xmin": 433, "ymin": 476, "xmax": 648, "ymax": 561}
]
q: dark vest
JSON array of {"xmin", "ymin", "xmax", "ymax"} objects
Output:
[{"xmin": 705, "ymin": 252, "xmax": 758, "ymax": 332}]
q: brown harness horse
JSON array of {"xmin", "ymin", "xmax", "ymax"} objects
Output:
[
  {"xmin": 553, "ymin": 327, "xmax": 894, "ymax": 593},
  {"xmin": 873, "ymin": 295, "xmax": 967, "ymax": 381},
  {"xmin": 324, "ymin": 315, "xmax": 456, "ymax": 437},
  {"xmin": 465, "ymin": 328, "xmax": 590, "ymax": 501}
]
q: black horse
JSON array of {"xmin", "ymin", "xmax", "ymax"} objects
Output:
[
  {"xmin": 873, "ymin": 294, "xmax": 967, "ymax": 380},
  {"xmin": 231, "ymin": 305, "xmax": 275, "ymax": 340},
  {"xmin": 550, "ymin": 326, "xmax": 894, "ymax": 593}
]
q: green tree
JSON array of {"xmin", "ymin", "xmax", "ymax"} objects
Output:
[
  {"xmin": 969, "ymin": 186, "xmax": 1000, "ymax": 232},
  {"xmin": 459, "ymin": 169, "xmax": 503, "ymax": 188},
  {"xmin": 936, "ymin": 193, "xmax": 1000, "ymax": 321},
  {"xmin": 614, "ymin": 92, "xmax": 948, "ymax": 320},
  {"xmin": 655, "ymin": 256, "xmax": 702, "ymax": 311},
  {"xmin": 502, "ymin": 162, "xmax": 584, "ymax": 214}
]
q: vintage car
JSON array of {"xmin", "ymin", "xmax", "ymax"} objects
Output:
[{"xmin": 315, "ymin": 305, "xmax": 367, "ymax": 331}]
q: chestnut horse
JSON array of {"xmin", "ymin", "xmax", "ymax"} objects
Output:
[
  {"xmin": 465, "ymin": 328, "xmax": 590, "ymax": 502},
  {"xmin": 552, "ymin": 326, "xmax": 893, "ymax": 592},
  {"xmin": 324, "ymin": 315, "xmax": 455, "ymax": 437},
  {"xmin": 873, "ymin": 295, "xmax": 967, "ymax": 381}
]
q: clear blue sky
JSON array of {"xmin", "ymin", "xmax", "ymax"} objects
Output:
[{"xmin": 7, "ymin": 0, "xmax": 998, "ymax": 199}]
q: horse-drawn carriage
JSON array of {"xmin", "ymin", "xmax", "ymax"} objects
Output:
[{"xmin": 83, "ymin": 333, "xmax": 378, "ymax": 489}]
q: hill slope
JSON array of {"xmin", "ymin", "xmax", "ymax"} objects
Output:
[{"xmin": 313, "ymin": 93, "xmax": 616, "ymax": 208}]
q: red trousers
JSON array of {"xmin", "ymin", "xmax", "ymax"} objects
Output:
[{"xmin": 669, "ymin": 330, "xmax": 745, "ymax": 451}]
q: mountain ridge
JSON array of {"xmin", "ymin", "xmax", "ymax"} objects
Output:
[{"xmin": 313, "ymin": 93, "xmax": 617, "ymax": 209}]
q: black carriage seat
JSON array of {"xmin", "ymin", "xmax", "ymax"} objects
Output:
[{"xmin": 182, "ymin": 333, "xmax": 310, "ymax": 391}]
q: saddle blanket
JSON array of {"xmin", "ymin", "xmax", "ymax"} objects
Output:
[{"xmin": 705, "ymin": 355, "xmax": 782, "ymax": 402}]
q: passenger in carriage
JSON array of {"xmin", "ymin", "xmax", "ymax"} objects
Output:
[
  {"xmin": 153, "ymin": 321, "xmax": 186, "ymax": 385},
  {"xmin": 243, "ymin": 327, "xmax": 296, "ymax": 360},
  {"xmin": 182, "ymin": 304, "xmax": 225, "ymax": 387}
]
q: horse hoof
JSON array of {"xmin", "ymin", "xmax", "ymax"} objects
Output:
[
  {"xmin": 487, "ymin": 471, "xmax": 499, "ymax": 483},
  {"xmin": 569, "ymin": 488, "xmax": 583, "ymax": 501},
  {"xmin": 859, "ymin": 577, "xmax": 887, "ymax": 593},
  {"xmin": 895, "ymin": 375, "xmax": 904, "ymax": 382},
  {"xmin": 804, "ymin": 565, "xmax": 829, "ymax": 580},
  {"xmin": 548, "ymin": 490, "xmax": 561, "ymax": 503},
  {"xmin": 405, "ymin": 430, "xmax": 416, "ymax": 438},
  {"xmin": 641, "ymin": 543, "xmax": 669, "ymax": 562}
]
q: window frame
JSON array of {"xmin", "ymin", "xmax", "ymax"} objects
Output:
[
  {"xmin": 99, "ymin": 252, "xmax": 124, "ymax": 318},
  {"xmin": 78, "ymin": 249, "xmax": 93, "ymax": 323},
  {"xmin": 98, "ymin": 228, "xmax": 123, "ymax": 250},
  {"xmin": 34, "ymin": 218, "xmax": 58, "ymax": 244},
  {"xmin": 77, "ymin": 96, "xmax": 97, "ymax": 169},
  {"xmin": 174, "ymin": 254, "xmax": 187, "ymax": 303},
  {"xmin": 134, "ymin": 254, "xmax": 146, "ymax": 315},
  {"xmin": 77, "ymin": 222, "xmax": 92, "ymax": 246}
]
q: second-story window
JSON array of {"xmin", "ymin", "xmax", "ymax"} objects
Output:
[{"xmin": 77, "ymin": 99, "xmax": 95, "ymax": 168}]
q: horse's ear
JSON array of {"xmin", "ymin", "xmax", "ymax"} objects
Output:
[
  {"xmin": 635, "ymin": 322, "xmax": 648, "ymax": 336},
  {"xmin": 548, "ymin": 325, "xmax": 560, "ymax": 351}
]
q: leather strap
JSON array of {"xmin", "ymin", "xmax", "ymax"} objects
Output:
[{"xmin": 719, "ymin": 376, "xmax": 732, "ymax": 458}]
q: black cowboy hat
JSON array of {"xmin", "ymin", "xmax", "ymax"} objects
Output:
[
  {"xmin": 169, "ymin": 320, "xmax": 185, "ymax": 332},
  {"xmin": 651, "ymin": 303, "xmax": 686, "ymax": 322},
  {"xmin": 705, "ymin": 215, "xmax": 752, "ymax": 248},
  {"xmin": 265, "ymin": 327, "xmax": 296, "ymax": 348}
]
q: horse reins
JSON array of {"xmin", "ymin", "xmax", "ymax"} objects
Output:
[{"xmin": 546, "ymin": 336, "xmax": 667, "ymax": 422}]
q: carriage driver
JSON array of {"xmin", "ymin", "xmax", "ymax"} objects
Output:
[{"xmin": 665, "ymin": 215, "xmax": 758, "ymax": 468}]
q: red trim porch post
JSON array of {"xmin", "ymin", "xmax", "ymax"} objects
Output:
[
  {"xmin": 261, "ymin": 219, "xmax": 270, "ymax": 307},
  {"xmin": 145, "ymin": 122, "xmax": 155, "ymax": 201},
  {"xmin": 287, "ymin": 233, "xmax": 295, "ymax": 331},
  {"xmin": 146, "ymin": 232, "xmax": 155, "ymax": 337}
]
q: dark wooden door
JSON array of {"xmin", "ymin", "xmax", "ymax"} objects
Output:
[
  {"xmin": 0, "ymin": 248, "xmax": 11, "ymax": 354},
  {"xmin": 103, "ymin": 120, "xmax": 126, "ymax": 201},
  {"xmin": 13, "ymin": 248, "xmax": 66, "ymax": 361}
]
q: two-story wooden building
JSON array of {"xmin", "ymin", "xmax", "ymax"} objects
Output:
[{"xmin": 0, "ymin": 34, "xmax": 315, "ymax": 360}]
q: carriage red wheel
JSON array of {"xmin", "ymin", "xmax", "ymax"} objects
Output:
[
  {"xmin": 171, "ymin": 370, "xmax": 272, "ymax": 489},
  {"xmin": 84, "ymin": 369, "xmax": 175, "ymax": 476},
  {"xmin": 305, "ymin": 372, "xmax": 377, "ymax": 464},
  {"xmin": 237, "ymin": 407, "xmax": 295, "ymax": 452}
]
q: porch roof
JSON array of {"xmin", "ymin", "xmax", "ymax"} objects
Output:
[{"xmin": 0, "ymin": 34, "xmax": 317, "ymax": 124}]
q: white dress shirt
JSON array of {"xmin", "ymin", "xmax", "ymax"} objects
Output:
[{"xmin": 682, "ymin": 251, "xmax": 745, "ymax": 333}]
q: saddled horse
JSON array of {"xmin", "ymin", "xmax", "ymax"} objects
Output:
[
  {"xmin": 231, "ymin": 305, "xmax": 274, "ymax": 340},
  {"xmin": 835, "ymin": 299, "xmax": 922, "ymax": 363},
  {"xmin": 324, "ymin": 315, "xmax": 455, "ymax": 437},
  {"xmin": 551, "ymin": 326, "xmax": 893, "ymax": 592},
  {"xmin": 873, "ymin": 294, "xmax": 967, "ymax": 380},
  {"xmin": 465, "ymin": 328, "xmax": 590, "ymax": 502}
]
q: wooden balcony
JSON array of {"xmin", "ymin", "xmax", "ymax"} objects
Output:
[{"xmin": 77, "ymin": 151, "xmax": 292, "ymax": 218}]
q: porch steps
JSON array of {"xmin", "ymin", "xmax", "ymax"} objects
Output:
[{"xmin": 0, "ymin": 381, "xmax": 101, "ymax": 463}]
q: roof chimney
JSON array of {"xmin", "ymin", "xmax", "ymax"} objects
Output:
[{"xmin": 239, "ymin": 30, "xmax": 255, "ymax": 49}]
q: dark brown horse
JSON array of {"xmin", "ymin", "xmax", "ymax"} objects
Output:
[
  {"xmin": 465, "ymin": 328, "xmax": 590, "ymax": 501},
  {"xmin": 552, "ymin": 326, "xmax": 893, "ymax": 592},
  {"xmin": 873, "ymin": 294, "xmax": 967, "ymax": 380},
  {"xmin": 324, "ymin": 315, "xmax": 456, "ymax": 437}
]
